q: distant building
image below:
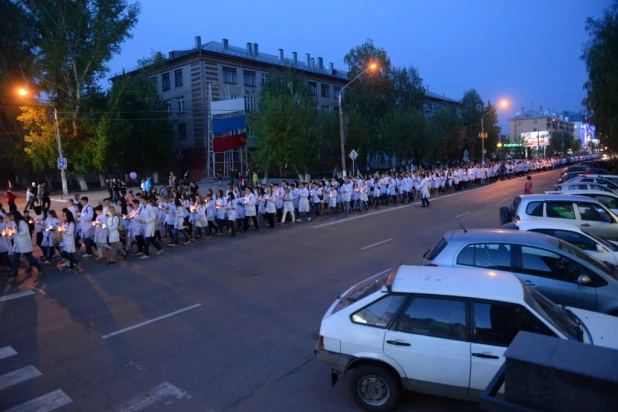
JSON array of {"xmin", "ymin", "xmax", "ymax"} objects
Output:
[
  {"xmin": 422, "ymin": 91, "xmax": 461, "ymax": 119},
  {"xmin": 509, "ymin": 108, "xmax": 575, "ymax": 150}
]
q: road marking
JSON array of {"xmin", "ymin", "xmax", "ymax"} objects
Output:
[
  {"xmin": 102, "ymin": 304, "xmax": 201, "ymax": 339},
  {"xmin": 5, "ymin": 389, "xmax": 73, "ymax": 412},
  {"xmin": 361, "ymin": 238, "xmax": 393, "ymax": 250},
  {"xmin": 0, "ymin": 291, "xmax": 35, "ymax": 303},
  {"xmin": 455, "ymin": 212, "xmax": 470, "ymax": 218},
  {"xmin": 114, "ymin": 381, "xmax": 191, "ymax": 412},
  {"xmin": 0, "ymin": 346, "xmax": 17, "ymax": 360},
  {"xmin": 0, "ymin": 366, "xmax": 41, "ymax": 391}
]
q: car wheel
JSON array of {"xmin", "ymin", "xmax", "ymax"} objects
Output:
[
  {"xmin": 499, "ymin": 206, "xmax": 511, "ymax": 225},
  {"xmin": 349, "ymin": 363, "xmax": 401, "ymax": 411}
]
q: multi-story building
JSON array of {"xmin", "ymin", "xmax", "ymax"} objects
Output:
[
  {"xmin": 509, "ymin": 108, "xmax": 576, "ymax": 151},
  {"xmin": 422, "ymin": 91, "xmax": 461, "ymax": 119},
  {"xmin": 145, "ymin": 36, "xmax": 348, "ymax": 179}
]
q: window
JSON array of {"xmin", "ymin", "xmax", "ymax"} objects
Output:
[
  {"xmin": 351, "ymin": 295, "xmax": 407, "ymax": 328},
  {"xmin": 530, "ymin": 229, "xmax": 596, "ymax": 251},
  {"xmin": 223, "ymin": 67, "xmax": 237, "ymax": 84},
  {"xmin": 473, "ymin": 302, "xmax": 554, "ymax": 347},
  {"xmin": 395, "ymin": 297, "xmax": 467, "ymax": 341},
  {"xmin": 545, "ymin": 201, "xmax": 575, "ymax": 219},
  {"xmin": 261, "ymin": 73, "xmax": 267, "ymax": 85},
  {"xmin": 308, "ymin": 81, "xmax": 317, "ymax": 96},
  {"xmin": 568, "ymin": 184, "xmax": 588, "ymax": 190},
  {"xmin": 244, "ymin": 71, "xmax": 256, "ymax": 87},
  {"xmin": 521, "ymin": 246, "xmax": 593, "ymax": 283},
  {"xmin": 162, "ymin": 73, "xmax": 170, "ymax": 91},
  {"xmin": 533, "ymin": 128, "xmax": 537, "ymax": 132},
  {"xmin": 518, "ymin": 121, "xmax": 522, "ymax": 125},
  {"xmin": 321, "ymin": 105, "xmax": 331, "ymax": 113},
  {"xmin": 576, "ymin": 202, "xmax": 613, "ymax": 223},
  {"xmin": 177, "ymin": 123, "xmax": 186, "ymax": 140},
  {"xmin": 174, "ymin": 69, "xmax": 183, "ymax": 87},
  {"xmin": 525, "ymin": 201, "xmax": 543, "ymax": 216},
  {"xmin": 177, "ymin": 97, "xmax": 185, "ymax": 113},
  {"xmin": 321, "ymin": 83, "xmax": 330, "ymax": 98},
  {"xmin": 456, "ymin": 244, "xmax": 512, "ymax": 270},
  {"xmin": 333, "ymin": 86, "xmax": 341, "ymax": 99},
  {"xmin": 166, "ymin": 100, "xmax": 172, "ymax": 114},
  {"xmin": 594, "ymin": 195, "xmax": 618, "ymax": 211},
  {"xmin": 245, "ymin": 97, "xmax": 256, "ymax": 112}
]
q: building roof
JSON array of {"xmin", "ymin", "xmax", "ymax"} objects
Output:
[
  {"xmin": 169, "ymin": 40, "xmax": 349, "ymax": 81},
  {"xmin": 390, "ymin": 265, "xmax": 525, "ymax": 304},
  {"xmin": 424, "ymin": 90, "xmax": 461, "ymax": 104},
  {"xmin": 509, "ymin": 109, "xmax": 548, "ymax": 121}
]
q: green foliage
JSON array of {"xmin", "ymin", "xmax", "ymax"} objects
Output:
[
  {"xmin": 379, "ymin": 109, "xmax": 426, "ymax": 165},
  {"xmin": 17, "ymin": 106, "xmax": 58, "ymax": 172},
  {"xmin": 549, "ymin": 132, "xmax": 581, "ymax": 155},
  {"xmin": 427, "ymin": 107, "xmax": 465, "ymax": 163},
  {"xmin": 582, "ymin": 0, "xmax": 618, "ymax": 149}
]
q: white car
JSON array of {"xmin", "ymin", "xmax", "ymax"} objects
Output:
[
  {"xmin": 559, "ymin": 176, "xmax": 618, "ymax": 192},
  {"xmin": 500, "ymin": 220, "xmax": 618, "ymax": 266},
  {"xmin": 314, "ymin": 265, "xmax": 618, "ymax": 411},
  {"xmin": 553, "ymin": 183, "xmax": 616, "ymax": 194}
]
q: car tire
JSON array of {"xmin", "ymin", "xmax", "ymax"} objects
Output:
[
  {"xmin": 499, "ymin": 206, "xmax": 511, "ymax": 225},
  {"xmin": 349, "ymin": 363, "xmax": 401, "ymax": 412}
]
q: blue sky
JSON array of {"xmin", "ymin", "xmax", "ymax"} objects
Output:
[{"xmin": 107, "ymin": 0, "xmax": 612, "ymax": 131}]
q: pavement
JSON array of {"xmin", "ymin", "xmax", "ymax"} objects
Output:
[{"xmin": 0, "ymin": 170, "xmax": 560, "ymax": 412}]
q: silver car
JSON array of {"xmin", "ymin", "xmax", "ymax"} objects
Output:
[{"xmin": 424, "ymin": 229, "xmax": 618, "ymax": 315}]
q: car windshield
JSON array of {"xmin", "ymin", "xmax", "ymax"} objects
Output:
[
  {"xmin": 332, "ymin": 271, "xmax": 390, "ymax": 314},
  {"xmin": 524, "ymin": 285, "xmax": 583, "ymax": 342},
  {"xmin": 557, "ymin": 239, "xmax": 618, "ymax": 280},
  {"xmin": 587, "ymin": 231, "xmax": 618, "ymax": 252}
]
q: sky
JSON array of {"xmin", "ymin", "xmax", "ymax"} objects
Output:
[{"xmin": 107, "ymin": 0, "xmax": 613, "ymax": 131}]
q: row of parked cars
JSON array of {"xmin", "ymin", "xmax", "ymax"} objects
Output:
[{"xmin": 314, "ymin": 159, "xmax": 618, "ymax": 411}]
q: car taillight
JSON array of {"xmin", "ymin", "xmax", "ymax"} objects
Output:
[
  {"xmin": 424, "ymin": 263, "xmax": 438, "ymax": 267},
  {"xmin": 318, "ymin": 335, "xmax": 324, "ymax": 350}
]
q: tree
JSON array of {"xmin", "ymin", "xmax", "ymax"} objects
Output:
[
  {"xmin": 426, "ymin": 107, "xmax": 465, "ymax": 164},
  {"xmin": 549, "ymin": 132, "xmax": 581, "ymax": 155},
  {"xmin": 379, "ymin": 109, "xmax": 426, "ymax": 167},
  {"xmin": 391, "ymin": 66, "xmax": 426, "ymax": 111},
  {"xmin": 582, "ymin": 0, "xmax": 618, "ymax": 150},
  {"xmin": 460, "ymin": 89, "xmax": 484, "ymax": 163}
]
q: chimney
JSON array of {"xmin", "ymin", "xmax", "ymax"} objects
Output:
[
  {"xmin": 329, "ymin": 62, "xmax": 334, "ymax": 73},
  {"xmin": 278, "ymin": 48, "xmax": 284, "ymax": 62},
  {"xmin": 222, "ymin": 38, "xmax": 229, "ymax": 49},
  {"xmin": 246, "ymin": 42, "xmax": 252, "ymax": 55},
  {"xmin": 253, "ymin": 43, "xmax": 259, "ymax": 55},
  {"xmin": 195, "ymin": 36, "xmax": 202, "ymax": 49},
  {"xmin": 318, "ymin": 57, "xmax": 323, "ymax": 70},
  {"xmin": 305, "ymin": 53, "xmax": 310, "ymax": 67},
  {"xmin": 292, "ymin": 52, "xmax": 297, "ymax": 66},
  {"xmin": 311, "ymin": 58, "xmax": 315, "ymax": 69}
]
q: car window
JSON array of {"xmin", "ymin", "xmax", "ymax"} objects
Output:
[
  {"xmin": 521, "ymin": 246, "xmax": 595, "ymax": 285},
  {"xmin": 595, "ymin": 196, "xmax": 618, "ymax": 211},
  {"xmin": 551, "ymin": 229, "xmax": 597, "ymax": 251},
  {"xmin": 591, "ymin": 185, "xmax": 612, "ymax": 193},
  {"xmin": 529, "ymin": 228, "xmax": 555, "ymax": 237},
  {"xmin": 425, "ymin": 237, "xmax": 448, "ymax": 261},
  {"xmin": 525, "ymin": 201, "xmax": 543, "ymax": 217},
  {"xmin": 394, "ymin": 297, "xmax": 467, "ymax": 341},
  {"xmin": 351, "ymin": 294, "xmax": 407, "ymax": 328},
  {"xmin": 576, "ymin": 202, "xmax": 613, "ymax": 223},
  {"xmin": 456, "ymin": 244, "xmax": 512, "ymax": 270},
  {"xmin": 580, "ymin": 178, "xmax": 594, "ymax": 183},
  {"xmin": 545, "ymin": 201, "xmax": 575, "ymax": 219},
  {"xmin": 473, "ymin": 301, "xmax": 555, "ymax": 347}
]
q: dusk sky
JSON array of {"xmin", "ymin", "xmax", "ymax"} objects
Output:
[{"xmin": 107, "ymin": 0, "xmax": 612, "ymax": 131}]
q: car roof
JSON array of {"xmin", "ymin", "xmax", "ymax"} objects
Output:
[
  {"xmin": 390, "ymin": 265, "xmax": 525, "ymax": 303},
  {"xmin": 516, "ymin": 194, "xmax": 598, "ymax": 202},
  {"xmin": 547, "ymin": 190, "xmax": 616, "ymax": 197},
  {"xmin": 444, "ymin": 228, "xmax": 561, "ymax": 247}
]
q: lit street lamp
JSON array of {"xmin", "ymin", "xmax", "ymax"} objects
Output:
[
  {"xmin": 18, "ymin": 89, "xmax": 68, "ymax": 196},
  {"xmin": 480, "ymin": 99, "xmax": 509, "ymax": 164},
  {"xmin": 339, "ymin": 62, "xmax": 378, "ymax": 177}
]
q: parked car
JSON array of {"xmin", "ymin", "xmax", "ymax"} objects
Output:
[
  {"xmin": 315, "ymin": 265, "xmax": 618, "ymax": 411},
  {"xmin": 545, "ymin": 190, "xmax": 618, "ymax": 214},
  {"xmin": 499, "ymin": 194, "xmax": 618, "ymax": 240},
  {"xmin": 424, "ymin": 229, "xmax": 618, "ymax": 314},
  {"xmin": 559, "ymin": 176, "xmax": 618, "ymax": 191},
  {"xmin": 553, "ymin": 183, "xmax": 616, "ymax": 194},
  {"xmin": 557, "ymin": 169, "xmax": 611, "ymax": 184},
  {"xmin": 500, "ymin": 220, "xmax": 618, "ymax": 265}
]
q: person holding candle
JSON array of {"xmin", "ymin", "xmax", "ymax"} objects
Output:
[
  {"xmin": 60, "ymin": 208, "xmax": 79, "ymax": 271},
  {"xmin": 93, "ymin": 206, "xmax": 111, "ymax": 261},
  {"xmin": 242, "ymin": 187, "xmax": 259, "ymax": 232},
  {"xmin": 8, "ymin": 211, "xmax": 43, "ymax": 282},
  {"xmin": 215, "ymin": 190, "xmax": 226, "ymax": 235},
  {"xmin": 106, "ymin": 207, "xmax": 127, "ymax": 264},
  {"xmin": 0, "ymin": 215, "xmax": 13, "ymax": 272},
  {"xmin": 263, "ymin": 187, "xmax": 276, "ymax": 229},
  {"xmin": 224, "ymin": 192, "xmax": 237, "ymax": 236},
  {"xmin": 79, "ymin": 197, "xmax": 96, "ymax": 258},
  {"xmin": 172, "ymin": 198, "xmax": 191, "ymax": 245},
  {"xmin": 138, "ymin": 198, "xmax": 163, "ymax": 259}
]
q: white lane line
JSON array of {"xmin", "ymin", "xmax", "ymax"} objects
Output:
[
  {"xmin": 361, "ymin": 238, "xmax": 394, "ymax": 251},
  {"xmin": 455, "ymin": 212, "xmax": 470, "ymax": 218},
  {"xmin": 102, "ymin": 304, "xmax": 201, "ymax": 339},
  {"xmin": 0, "ymin": 291, "xmax": 35, "ymax": 303},
  {"xmin": 0, "ymin": 366, "xmax": 41, "ymax": 391},
  {"xmin": 0, "ymin": 346, "xmax": 17, "ymax": 360},
  {"xmin": 114, "ymin": 381, "xmax": 191, "ymax": 412},
  {"xmin": 5, "ymin": 389, "xmax": 73, "ymax": 412}
]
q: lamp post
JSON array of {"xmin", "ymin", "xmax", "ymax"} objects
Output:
[
  {"xmin": 18, "ymin": 89, "xmax": 68, "ymax": 196},
  {"xmin": 480, "ymin": 99, "xmax": 508, "ymax": 164},
  {"xmin": 339, "ymin": 63, "xmax": 377, "ymax": 177}
]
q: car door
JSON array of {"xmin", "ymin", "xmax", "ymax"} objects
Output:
[
  {"xmin": 468, "ymin": 300, "xmax": 557, "ymax": 396},
  {"xmin": 544, "ymin": 201, "xmax": 578, "ymax": 226},
  {"xmin": 575, "ymin": 201, "xmax": 617, "ymax": 239},
  {"xmin": 383, "ymin": 296, "xmax": 470, "ymax": 398},
  {"xmin": 513, "ymin": 245, "xmax": 598, "ymax": 311}
]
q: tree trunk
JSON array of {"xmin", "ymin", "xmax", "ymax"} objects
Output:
[
  {"xmin": 99, "ymin": 173, "xmax": 106, "ymax": 188},
  {"xmin": 262, "ymin": 169, "xmax": 269, "ymax": 184},
  {"xmin": 77, "ymin": 176, "xmax": 89, "ymax": 191},
  {"xmin": 153, "ymin": 172, "xmax": 159, "ymax": 185},
  {"xmin": 291, "ymin": 164, "xmax": 303, "ymax": 182}
]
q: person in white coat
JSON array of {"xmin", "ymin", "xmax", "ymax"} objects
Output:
[
  {"xmin": 298, "ymin": 183, "xmax": 310, "ymax": 221},
  {"xmin": 419, "ymin": 173, "xmax": 431, "ymax": 208},
  {"xmin": 106, "ymin": 207, "xmax": 127, "ymax": 264},
  {"xmin": 243, "ymin": 187, "xmax": 259, "ymax": 232},
  {"xmin": 280, "ymin": 187, "xmax": 296, "ymax": 225},
  {"xmin": 225, "ymin": 193, "xmax": 237, "ymax": 236},
  {"xmin": 8, "ymin": 211, "xmax": 43, "ymax": 282},
  {"xmin": 93, "ymin": 206, "xmax": 112, "ymax": 261},
  {"xmin": 79, "ymin": 197, "xmax": 96, "ymax": 257},
  {"xmin": 60, "ymin": 208, "xmax": 79, "ymax": 271},
  {"xmin": 138, "ymin": 198, "xmax": 163, "ymax": 259}
]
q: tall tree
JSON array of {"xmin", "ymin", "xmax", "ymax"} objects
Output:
[
  {"xmin": 391, "ymin": 66, "xmax": 425, "ymax": 111},
  {"xmin": 582, "ymin": 0, "xmax": 618, "ymax": 150},
  {"xmin": 379, "ymin": 109, "xmax": 426, "ymax": 167},
  {"xmin": 460, "ymin": 89, "xmax": 484, "ymax": 163},
  {"xmin": 427, "ymin": 107, "xmax": 465, "ymax": 164}
]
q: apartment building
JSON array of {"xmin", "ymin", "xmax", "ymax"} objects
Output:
[
  {"xmin": 422, "ymin": 91, "xmax": 461, "ymax": 119},
  {"xmin": 509, "ymin": 108, "xmax": 575, "ymax": 148}
]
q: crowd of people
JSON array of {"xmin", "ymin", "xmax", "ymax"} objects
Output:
[{"xmin": 0, "ymin": 158, "xmax": 562, "ymax": 284}]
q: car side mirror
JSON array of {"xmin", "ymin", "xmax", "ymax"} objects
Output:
[
  {"xmin": 597, "ymin": 244, "xmax": 606, "ymax": 253},
  {"xmin": 577, "ymin": 274, "xmax": 593, "ymax": 286}
]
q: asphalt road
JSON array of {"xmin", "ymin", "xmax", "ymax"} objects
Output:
[{"xmin": 0, "ymin": 170, "xmax": 560, "ymax": 412}]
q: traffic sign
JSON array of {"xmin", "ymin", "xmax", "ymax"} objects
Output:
[
  {"xmin": 349, "ymin": 149, "xmax": 358, "ymax": 161},
  {"xmin": 57, "ymin": 158, "xmax": 67, "ymax": 170}
]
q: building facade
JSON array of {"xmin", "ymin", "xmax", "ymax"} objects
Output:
[
  {"xmin": 509, "ymin": 108, "xmax": 576, "ymax": 150},
  {"xmin": 422, "ymin": 91, "xmax": 461, "ymax": 119}
]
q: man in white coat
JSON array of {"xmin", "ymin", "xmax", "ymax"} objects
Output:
[
  {"xmin": 243, "ymin": 187, "xmax": 259, "ymax": 232},
  {"xmin": 419, "ymin": 173, "xmax": 431, "ymax": 208},
  {"xmin": 138, "ymin": 198, "xmax": 163, "ymax": 259}
]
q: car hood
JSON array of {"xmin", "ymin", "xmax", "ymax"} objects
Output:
[{"xmin": 567, "ymin": 307, "xmax": 618, "ymax": 350}]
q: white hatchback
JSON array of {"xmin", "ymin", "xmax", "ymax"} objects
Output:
[{"xmin": 314, "ymin": 265, "xmax": 618, "ymax": 411}]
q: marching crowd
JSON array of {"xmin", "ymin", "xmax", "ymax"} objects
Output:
[{"xmin": 1, "ymin": 158, "xmax": 561, "ymax": 283}]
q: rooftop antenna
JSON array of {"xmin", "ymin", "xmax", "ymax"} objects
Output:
[{"xmin": 449, "ymin": 210, "xmax": 468, "ymax": 233}]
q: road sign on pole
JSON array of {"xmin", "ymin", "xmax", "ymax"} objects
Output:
[
  {"xmin": 349, "ymin": 150, "xmax": 358, "ymax": 176},
  {"xmin": 57, "ymin": 157, "xmax": 67, "ymax": 170}
]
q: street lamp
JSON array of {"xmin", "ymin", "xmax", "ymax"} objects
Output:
[
  {"xmin": 18, "ymin": 89, "xmax": 68, "ymax": 196},
  {"xmin": 480, "ymin": 99, "xmax": 509, "ymax": 164},
  {"xmin": 338, "ymin": 62, "xmax": 378, "ymax": 177}
]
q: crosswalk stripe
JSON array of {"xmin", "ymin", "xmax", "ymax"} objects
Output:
[
  {"xmin": 0, "ymin": 291, "xmax": 35, "ymax": 303},
  {"xmin": 4, "ymin": 389, "xmax": 73, "ymax": 412},
  {"xmin": 0, "ymin": 346, "xmax": 17, "ymax": 360},
  {"xmin": 0, "ymin": 366, "xmax": 41, "ymax": 391},
  {"xmin": 114, "ymin": 382, "xmax": 191, "ymax": 412}
]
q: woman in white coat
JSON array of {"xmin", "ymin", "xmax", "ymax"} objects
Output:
[
  {"xmin": 298, "ymin": 183, "xmax": 310, "ymax": 221},
  {"xmin": 93, "ymin": 206, "xmax": 112, "ymax": 261},
  {"xmin": 243, "ymin": 187, "xmax": 259, "ymax": 232},
  {"xmin": 42, "ymin": 209, "xmax": 60, "ymax": 263},
  {"xmin": 280, "ymin": 187, "xmax": 296, "ymax": 225},
  {"xmin": 225, "ymin": 192, "xmax": 237, "ymax": 236},
  {"xmin": 8, "ymin": 211, "xmax": 43, "ymax": 282},
  {"xmin": 106, "ymin": 207, "xmax": 127, "ymax": 264},
  {"xmin": 138, "ymin": 198, "xmax": 163, "ymax": 259},
  {"xmin": 60, "ymin": 208, "xmax": 79, "ymax": 271}
]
